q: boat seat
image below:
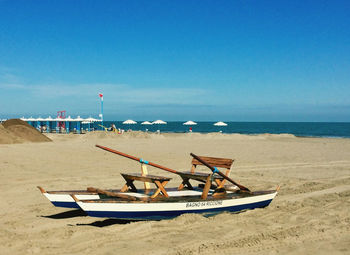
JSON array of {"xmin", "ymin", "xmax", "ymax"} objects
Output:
[
  {"xmin": 120, "ymin": 173, "xmax": 172, "ymax": 198},
  {"xmin": 178, "ymin": 156, "xmax": 234, "ymax": 190}
]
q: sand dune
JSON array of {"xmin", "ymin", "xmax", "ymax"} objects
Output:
[
  {"xmin": 0, "ymin": 132, "xmax": 349, "ymax": 254},
  {"xmin": 0, "ymin": 119, "xmax": 51, "ymax": 144}
]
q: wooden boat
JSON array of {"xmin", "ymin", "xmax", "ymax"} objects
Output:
[
  {"xmin": 37, "ymin": 186, "xmax": 212, "ymax": 209},
  {"xmin": 38, "ymin": 145, "xmax": 240, "ymax": 209},
  {"xmin": 73, "ymin": 190, "xmax": 277, "ymax": 220},
  {"xmin": 68, "ymin": 145, "xmax": 278, "ymax": 220},
  {"xmin": 37, "ymin": 186, "xmax": 103, "ymax": 209}
]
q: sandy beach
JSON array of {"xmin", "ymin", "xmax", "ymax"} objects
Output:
[{"xmin": 0, "ymin": 131, "xmax": 349, "ymax": 254}]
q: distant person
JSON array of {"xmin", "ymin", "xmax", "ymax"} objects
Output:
[{"xmin": 189, "ymin": 127, "xmax": 192, "ymax": 132}]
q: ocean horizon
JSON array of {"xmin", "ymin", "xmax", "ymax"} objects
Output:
[{"xmin": 98, "ymin": 121, "xmax": 350, "ymax": 138}]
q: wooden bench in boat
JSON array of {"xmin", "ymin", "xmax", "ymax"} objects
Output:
[
  {"xmin": 178, "ymin": 156, "xmax": 234, "ymax": 190},
  {"xmin": 120, "ymin": 173, "xmax": 172, "ymax": 199}
]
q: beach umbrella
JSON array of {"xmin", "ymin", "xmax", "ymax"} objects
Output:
[
  {"xmin": 84, "ymin": 117, "xmax": 99, "ymax": 123},
  {"xmin": 141, "ymin": 121, "xmax": 152, "ymax": 131},
  {"xmin": 72, "ymin": 116, "xmax": 84, "ymax": 121},
  {"xmin": 152, "ymin": 120, "xmax": 167, "ymax": 125},
  {"xmin": 213, "ymin": 121, "xmax": 228, "ymax": 126},
  {"xmin": 183, "ymin": 120, "xmax": 197, "ymax": 125},
  {"xmin": 183, "ymin": 120, "xmax": 197, "ymax": 132},
  {"xmin": 20, "ymin": 117, "xmax": 27, "ymax": 121},
  {"xmin": 84, "ymin": 117, "xmax": 101, "ymax": 131},
  {"xmin": 44, "ymin": 116, "xmax": 53, "ymax": 132},
  {"xmin": 53, "ymin": 117, "xmax": 65, "ymax": 132},
  {"xmin": 123, "ymin": 119, "xmax": 137, "ymax": 131},
  {"xmin": 152, "ymin": 120, "xmax": 167, "ymax": 133},
  {"xmin": 35, "ymin": 117, "xmax": 45, "ymax": 130},
  {"xmin": 44, "ymin": 116, "xmax": 53, "ymax": 121},
  {"xmin": 82, "ymin": 117, "xmax": 97, "ymax": 131},
  {"xmin": 123, "ymin": 119, "xmax": 137, "ymax": 124},
  {"xmin": 62, "ymin": 116, "xmax": 74, "ymax": 133},
  {"xmin": 73, "ymin": 116, "xmax": 84, "ymax": 134},
  {"xmin": 214, "ymin": 121, "xmax": 228, "ymax": 133}
]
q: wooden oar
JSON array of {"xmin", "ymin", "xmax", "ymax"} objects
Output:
[
  {"xmin": 190, "ymin": 153, "xmax": 251, "ymax": 192},
  {"xmin": 96, "ymin": 144, "xmax": 178, "ymax": 174}
]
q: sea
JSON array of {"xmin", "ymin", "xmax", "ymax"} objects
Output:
[{"xmin": 97, "ymin": 121, "xmax": 350, "ymax": 138}]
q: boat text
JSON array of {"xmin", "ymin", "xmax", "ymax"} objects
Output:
[{"xmin": 186, "ymin": 201, "xmax": 223, "ymax": 208}]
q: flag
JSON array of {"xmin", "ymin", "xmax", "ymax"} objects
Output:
[{"xmin": 99, "ymin": 93, "xmax": 103, "ymax": 101}]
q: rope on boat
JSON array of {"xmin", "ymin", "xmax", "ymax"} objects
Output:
[{"xmin": 139, "ymin": 158, "xmax": 149, "ymax": 164}]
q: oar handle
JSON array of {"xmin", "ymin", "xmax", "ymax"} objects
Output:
[
  {"xmin": 95, "ymin": 144, "xmax": 178, "ymax": 174},
  {"xmin": 190, "ymin": 153, "xmax": 250, "ymax": 192}
]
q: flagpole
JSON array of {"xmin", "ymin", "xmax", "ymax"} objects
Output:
[
  {"xmin": 99, "ymin": 93, "xmax": 104, "ymax": 129},
  {"xmin": 101, "ymin": 96, "xmax": 104, "ymax": 128}
]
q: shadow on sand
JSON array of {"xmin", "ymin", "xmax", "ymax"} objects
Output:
[
  {"xmin": 75, "ymin": 218, "xmax": 139, "ymax": 227},
  {"xmin": 41, "ymin": 209, "xmax": 87, "ymax": 219},
  {"xmin": 40, "ymin": 209, "xmax": 140, "ymax": 227}
]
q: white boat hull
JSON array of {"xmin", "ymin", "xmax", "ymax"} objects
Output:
[
  {"xmin": 43, "ymin": 192, "xmax": 101, "ymax": 208},
  {"xmin": 40, "ymin": 188, "xmax": 211, "ymax": 209},
  {"xmin": 76, "ymin": 191, "xmax": 277, "ymax": 220}
]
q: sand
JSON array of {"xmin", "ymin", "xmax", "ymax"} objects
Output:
[
  {"xmin": 0, "ymin": 131, "xmax": 349, "ymax": 254},
  {"xmin": 0, "ymin": 119, "xmax": 51, "ymax": 144}
]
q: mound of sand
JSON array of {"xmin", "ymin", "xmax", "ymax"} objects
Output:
[{"xmin": 0, "ymin": 119, "xmax": 51, "ymax": 144}]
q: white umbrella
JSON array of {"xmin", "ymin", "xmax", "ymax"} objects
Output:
[
  {"xmin": 44, "ymin": 116, "xmax": 53, "ymax": 121},
  {"xmin": 141, "ymin": 121, "xmax": 153, "ymax": 125},
  {"xmin": 20, "ymin": 117, "xmax": 27, "ymax": 121},
  {"xmin": 84, "ymin": 117, "xmax": 100, "ymax": 123},
  {"xmin": 73, "ymin": 116, "xmax": 84, "ymax": 122},
  {"xmin": 183, "ymin": 120, "xmax": 197, "ymax": 125},
  {"xmin": 123, "ymin": 119, "xmax": 137, "ymax": 124},
  {"xmin": 53, "ymin": 117, "xmax": 65, "ymax": 132},
  {"xmin": 65, "ymin": 116, "xmax": 74, "ymax": 121},
  {"xmin": 27, "ymin": 117, "xmax": 36, "ymax": 122},
  {"xmin": 53, "ymin": 117, "xmax": 64, "ymax": 122},
  {"xmin": 82, "ymin": 117, "xmax": 99, "ymax": 131},
  {"xmin": 36, "ymin": 117, "xmax": 45, "ymax": 121},
  {"xmin": 152, "ymin": 120, "xmax": 167, "ymax": 125},
  {"xmin": 213, "ymin": 121, "xmax": 228, "ymax": 126},
  {"xmin": 152, "ymin": 120, "xmax": 167, "ymax": 133}
]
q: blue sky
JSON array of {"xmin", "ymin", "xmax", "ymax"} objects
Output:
[{"xmin": 0, "ymin": 0, "xmax": 349, "ymax": 121}]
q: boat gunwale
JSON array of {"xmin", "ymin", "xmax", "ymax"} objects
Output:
[
  {"xmin": 79, "ymin": 190, "xmax": 277, "ymax": 204},
  {"xmin": 45, "ymin": 187, "xmax": 203, "ymax": 195}
]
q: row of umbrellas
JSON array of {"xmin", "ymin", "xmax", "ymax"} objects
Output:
[
  {"xmin": 122, "ymin": 120, "xmax": 228, "ymax": 126},
  {"xmin": 20, "ymin": 116, "xmax": 102, "ymax": 123},
  {"xmin": 19, "ymin": 117, "xmax": 228, "ymax": 126},
  {"xmin": 123, "ymin": 119, "xmax": 167, "ymax": 125}
]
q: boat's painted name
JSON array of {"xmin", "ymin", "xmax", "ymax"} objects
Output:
[{"xmin": 186, "ymin": 200, "xmax": 223, "ymax": 208}]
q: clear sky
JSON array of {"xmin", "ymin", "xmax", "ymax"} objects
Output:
[{"xmin": 0, "ymin": 0, "xmax": 349, "ymax": 121}]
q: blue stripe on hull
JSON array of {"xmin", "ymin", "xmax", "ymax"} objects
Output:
[
  {"xmin": 85, "ymin": 199, "xmax": 273, "ymax": 220},
  {"xmin": 51, "ymin": 201, "xmax": 80, "ymax": 209}
]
